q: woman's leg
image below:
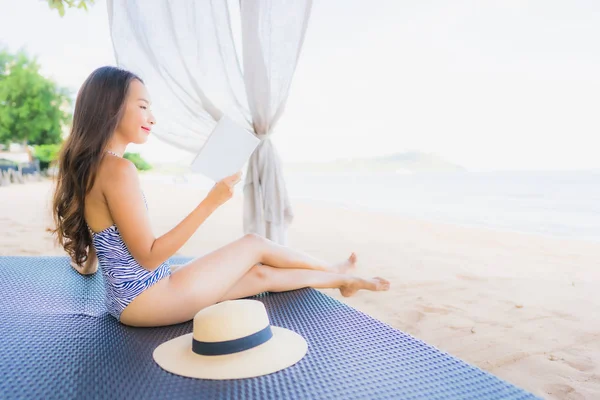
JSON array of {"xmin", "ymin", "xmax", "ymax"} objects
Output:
[
  {"xmin": 219, "ymin": 264, "xmax": 389, "ymax": 302},
  {"xmin": 121, "ymin": 234, "xmax": 376, "ymax": 327},
  {"xmin": 257, "ymin": 240, "xmax": 357, "ymax": 274},
  {"xmin": 169, "ymin": 233, "xmax": 358, "ymax": 298},
  {"xmin": 171, "ymin": 234, "xmax": 357, "ymax": 274}
]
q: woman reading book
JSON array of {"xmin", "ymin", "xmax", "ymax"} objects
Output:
[{"xmin": 51, "ymin": 66, "xmax": 389, "ymax": 327}]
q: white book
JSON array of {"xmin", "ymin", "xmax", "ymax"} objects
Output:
[{"xmin": 190, "ymin": 116, "xmax": 260, "ymax": 182}]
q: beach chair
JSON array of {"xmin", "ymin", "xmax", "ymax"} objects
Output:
[
  {"xmin": 0, "ymin": 159, "xmax": 19, "ymax": 186},
  {"xmin": 0, "ymin": 256, "xmax": 539, "ymax": 399},
  {"xmin": 18, "ymin": 160, "xmax": 41, "ymax": 181}
]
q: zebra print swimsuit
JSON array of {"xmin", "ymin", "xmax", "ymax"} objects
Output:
[{"xmin": 89, "ymin": 196, "xmax": 171, "ymax": 321}]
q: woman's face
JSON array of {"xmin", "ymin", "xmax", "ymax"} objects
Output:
[{"xmin": 114, "ymin": 79, "xmax": 155, "ymax": 145}]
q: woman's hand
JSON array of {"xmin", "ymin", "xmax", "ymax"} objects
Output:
[
  {"xmin": 206, "ymin": 171, "xmax": 243, "ymax": 207},
  {"xmin": 70, "ymin": 247, "xmax": 98, "ymax": 275}
]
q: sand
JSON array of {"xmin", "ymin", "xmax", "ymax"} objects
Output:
[{"xmin": 1, "ymin": 177, "xmax": 599, "ymax": 399}]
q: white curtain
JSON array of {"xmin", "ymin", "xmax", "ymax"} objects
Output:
[{"xmin": 107, "ymin": 0, "xmax": 312, "ymax": 245}]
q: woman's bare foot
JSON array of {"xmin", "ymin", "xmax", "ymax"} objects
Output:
[
  {"xmin": 330, "ymin": 252, "xmax": 358, "ymax": 274},
  {"xmin": 339, "ymin": 276, "xmax": 390, "ymax": 297}
]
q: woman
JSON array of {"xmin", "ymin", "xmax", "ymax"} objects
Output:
[{"xmin": 51, "ymin": 66, "xmax": 389, "ymax": 327}]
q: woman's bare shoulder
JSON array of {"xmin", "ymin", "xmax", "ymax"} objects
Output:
[
  {"xmin": 85, "ymin": 156, "xmax": 139, "ymax": 230},
  {"xmin": 97, "ymin": 155, "xmax": 139, "ymax": 190}
]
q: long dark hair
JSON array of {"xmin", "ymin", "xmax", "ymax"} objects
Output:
[{"xmin": 51, "ymin": 66, "xmax": 142, "ymax": 267}]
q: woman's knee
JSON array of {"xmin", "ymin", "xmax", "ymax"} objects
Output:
[
  {"xmin": 249, "ymin": 264, "xmax": 278, "ymax": 292},
  {"xmin": 241, "ymin": 233, "xmax": 270, "ymax": 261},
  {"xmin": 242, "ymin": 232, "xmax": 269, "ymax": 245},
  {"xmin": 248, "ymin": 263, "xmax": 272, "ymax": 280}
]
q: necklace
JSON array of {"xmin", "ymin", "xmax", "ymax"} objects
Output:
[{"xmin": 106, "ymin": 150, "xmax": 122, "ymax": 158}]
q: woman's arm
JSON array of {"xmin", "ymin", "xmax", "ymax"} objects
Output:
[
  {"xmin": 71, "ymin": 246, "xmax": 98, "ymax": 275},
  {"xmin": 102, "ymin": 157, "xmax": 220, "ymax": 271},
  {"xmin": 144, "ymin": 198, "xmax": 219, "ymax": 270}
]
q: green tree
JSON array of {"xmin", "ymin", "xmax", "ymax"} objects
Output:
[
  {"xmin": 0, "ymin": 49, "xmax": 72, "ymax": 146},
  {"xmin": 46, "ymin": 0, "xmax": 95, "ymax": 17},
  {"xmin": 33, "ymin": 144, "xmax": 62, "ymax": 170},
  {"xmin": 123, "ymin": 152, "xmax": 152, "ymax": 171}
]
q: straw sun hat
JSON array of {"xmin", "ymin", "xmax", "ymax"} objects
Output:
[{"xmin": 153, "ymin": 299, "xmax": 308, "ymax": 380}]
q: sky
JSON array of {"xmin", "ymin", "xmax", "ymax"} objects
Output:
[{"xmin": 0, "ymin": 0, "xmax": 599, "ymax": 171}]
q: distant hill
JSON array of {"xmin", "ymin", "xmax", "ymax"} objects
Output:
[{"xmin": 286, "ymin": 151, "xmax": 466, "ymax": 173}]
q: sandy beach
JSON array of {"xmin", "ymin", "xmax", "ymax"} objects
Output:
[{"xmin": 1, "ymin": 177, "xmax": 599, "ymax": 399}]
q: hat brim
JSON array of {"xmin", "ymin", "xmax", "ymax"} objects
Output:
[{"xmin": 153, "ymin": 326, "xmax": 308, "ymax": 380}]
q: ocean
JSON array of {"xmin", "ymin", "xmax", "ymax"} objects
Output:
[
  {"xmin": 283, "ymin": 170, "xmax": 600, "ymax": 242},
  {"xmin": 160, "ymin": 170, "xmax": 600, "ymax": 242}
]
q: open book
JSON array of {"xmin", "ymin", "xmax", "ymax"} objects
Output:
[{"xmin": 190, "ymin": 116, "xmax": 260, "ymax": 182}]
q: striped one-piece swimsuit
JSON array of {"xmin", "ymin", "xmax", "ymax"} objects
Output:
[{"xmin": 89, "ymin": 196, "xmax": 171, "ymax": 321}]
